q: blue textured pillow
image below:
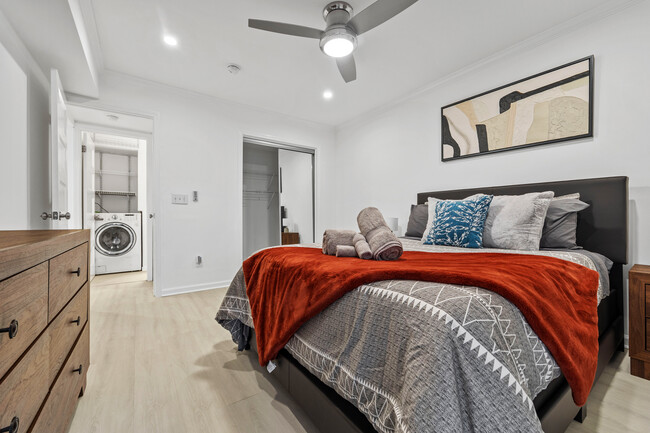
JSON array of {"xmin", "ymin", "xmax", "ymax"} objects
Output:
[{"xmin": 423, "ymin": 194, "xmax": 493, "ymax": 248}]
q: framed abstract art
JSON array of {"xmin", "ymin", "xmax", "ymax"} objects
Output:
[{"xmin": 441, "ymin": 56, "xmax": 594, "ymax": 161}]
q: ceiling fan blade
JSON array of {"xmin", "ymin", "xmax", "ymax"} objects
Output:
[
  {"xmin": 347, "ymin": 0, "xmax": 419, "ymax": 35},
  {"xmin": 336, "ymin": 55, "xmax": 357, "ymax": 83},
  {"xmin": 248, "ymin": 19, "xmax": 324, "ymax": 39}
]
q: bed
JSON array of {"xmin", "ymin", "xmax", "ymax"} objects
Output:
[{"xmin": 216, "ymin": 176, "xmax": 627, "ymax": 433}]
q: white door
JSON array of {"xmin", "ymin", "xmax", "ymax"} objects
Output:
[
  {"xmin": 82, "ymin": 132, "xmax": 96, "ymax": 278},
  {"xmin": 45, "ymin": 69, "xmax": 74, "ymax": 227}
]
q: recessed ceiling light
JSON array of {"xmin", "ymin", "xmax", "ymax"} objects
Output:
[
  {"xmin": 323, "ymin": 90, "xmax": 333, "ymax": 100},
  {"xmin": 163, "ymin": 35, "xmax": 178, "ymax": 47}
]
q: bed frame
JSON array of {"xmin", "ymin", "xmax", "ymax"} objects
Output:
[{"xmin": 249, "ymin": 176, "xmax": 628, "ymax": 433}]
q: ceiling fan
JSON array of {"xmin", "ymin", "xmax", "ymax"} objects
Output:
[{"xmin": 248, "ymin": 0, "xmax": 419, "ymax": 83}]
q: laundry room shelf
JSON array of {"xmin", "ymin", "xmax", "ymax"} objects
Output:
[{"xmin": 95, "ymin": 190, "xmax": 137, "ymax": 197}]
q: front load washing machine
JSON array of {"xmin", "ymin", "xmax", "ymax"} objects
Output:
[{"xmin": 95, "ymin": 213, "xmax": 142, "ymax": 275}]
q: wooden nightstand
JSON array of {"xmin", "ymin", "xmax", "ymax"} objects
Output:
[
  {"xmin": 282, "ymin": 232, "xmax": 300, "ymax": 245},
  {"xmin": 629, "ymin": 265, "xmax": 650, "ymax": 379}
]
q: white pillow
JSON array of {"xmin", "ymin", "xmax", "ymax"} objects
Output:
[{"xmin": 482, "ymin": 191, "xmax": 555, "ymax": 251}]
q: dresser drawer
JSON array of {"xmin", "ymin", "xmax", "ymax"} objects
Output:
[
  {"xmin": 30, "ymin": 325, "xmax": 89, "ymax": 433},
  {"xmin": 49, "ymin": 244, "xmax": 88, "ymax": 320},
  {"xmin": 48, "ymin": 282, "xmax": 88, "ymax": 385},
  {"xmin": 0, "ymin": 329, "xmax": 49, "ymax": 433},
  {"xmin": 0, "ymin": 262, "xmax": 49, "ymax": 380}
]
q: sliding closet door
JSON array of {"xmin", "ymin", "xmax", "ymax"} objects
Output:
[
  {"xmin": 242, "ymin": 143, "xmax": 280, "ymax": 259},
  {"xmin": 279, "ymin": 149, "xmax": 314, "ymax": 244}
]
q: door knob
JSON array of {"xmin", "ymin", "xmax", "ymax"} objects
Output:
[
  {"xmin": 41, "ymin": 212, "xmax": 52, "ymax": 220},
  {"xmin": 59, "ymin": 212, "xmax": 71, "ymax": 220}
]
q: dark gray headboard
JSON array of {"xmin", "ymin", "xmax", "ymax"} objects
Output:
[{"xmin": 417, "ymin": 176, "xmax": 628, "ymax": 264}]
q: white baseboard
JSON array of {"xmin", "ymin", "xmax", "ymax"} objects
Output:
[{"xmin": 159, "ymin": 280, "xmax": 231, "ymax": 297}]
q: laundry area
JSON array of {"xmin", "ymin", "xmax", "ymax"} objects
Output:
[{"xmin": 82, "ymin": 131, "xmax": 148, "ymax": 278}]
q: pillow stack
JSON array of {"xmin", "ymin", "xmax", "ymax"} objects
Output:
[{"xmin": 409, "ymin": 190, "xmax": 589, "ymax": 251}]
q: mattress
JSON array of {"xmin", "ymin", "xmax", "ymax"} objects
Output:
[{"xmin": 216, "ymin": 239, "xmax": 610, "ymax": 433}]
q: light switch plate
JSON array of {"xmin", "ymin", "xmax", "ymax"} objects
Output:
[{"xmin": 171, "ymin": 194, "xmax": 188, "ymax": 205}]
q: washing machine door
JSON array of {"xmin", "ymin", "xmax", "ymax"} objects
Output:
[{"xmin": 95, "ymin": 222, "xmax": 137, "ymax": 256}]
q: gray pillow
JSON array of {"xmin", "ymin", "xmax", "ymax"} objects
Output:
[
  {"xmin": 405, "ymin": 204, "xmax": 428, "ymax": 238},
  {"xmin": 540, "ymin": 195, "xmax": 589, "ymax": 249},
  {"xmin": 483, "ymin": 191, "xmax": 554, "ymax": 251}
]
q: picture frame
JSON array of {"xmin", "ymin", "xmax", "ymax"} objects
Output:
[{"xmin": 441, "ymin": 56, "xmax": 594, "ymax": 161}]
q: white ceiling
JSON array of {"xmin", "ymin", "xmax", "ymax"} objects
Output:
[{"xmin": 0, "ymin": 0, "xmax": 632, "ymax": 125}]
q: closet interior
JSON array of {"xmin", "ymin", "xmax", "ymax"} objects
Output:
[{"xmin": 242, "ymin": 140, "xmax": 314, "ymax": 259}]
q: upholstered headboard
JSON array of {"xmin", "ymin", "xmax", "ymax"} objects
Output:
[{"xmin": 417, "ymin": 176, "xmax": 628, "ymax": 264}]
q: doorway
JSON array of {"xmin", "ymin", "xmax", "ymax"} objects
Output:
[
  {"xmin": 242, "ymin": 138, "xmax": 315, "ymax": 259},
  {"xmin": 68, "ymin": 104, "xmax": 155, "ymax": 285},
  {"xmin": 81, "ymin": 131, "xmax": 148, "ymax": 280}
]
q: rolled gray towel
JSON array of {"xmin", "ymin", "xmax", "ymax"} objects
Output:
[
  {"xmin": 336, "ymin": 245, "xmax": 357, "ymax": 257},
  {"xmin": 357, "ymin": 207, "xmax": 403, "ymax": 261},
  {"xmin": 322, "ymin": 229, "xmax": 357, "ymax": 255},
  {"xmin": 353, "ymin": 233, "xmax": 372, "ymax": 260}
]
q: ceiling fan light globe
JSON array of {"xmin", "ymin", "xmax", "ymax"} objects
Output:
[
  {"xmin": 320, "ymin": 28, "xmax": 357, "ymax": 58},
  {"xmin": 324, "ymin": 38, "xmax": 354, "ymax": 57}
]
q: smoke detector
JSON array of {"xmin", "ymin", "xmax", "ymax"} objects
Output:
[{"xmin": 226, "ymin": 64, "xmax": 241, "ymax": 75}]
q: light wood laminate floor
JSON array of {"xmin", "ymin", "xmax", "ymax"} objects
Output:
[{"xmin": 69, "ymin": 273, "xmax": 650, "ymax": 433}]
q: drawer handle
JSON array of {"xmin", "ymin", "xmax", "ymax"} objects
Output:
[
  {"xmin": 71, "ymin": 267, "xmax": 81, "ymax": 277},
  {"xmin": 71, "ymin": 316, "xmax": 81, "ymax": 326},
  {"xmin": 0, "ymin": 320, "xmax": 18, "ymax": 339},
  {"xmin": 0, "ymin": 416, "xmax": 19, "ymax": 433},
  {"xmin": 72, "ymin": 364, "xmax": 83, "ymax": 375}
]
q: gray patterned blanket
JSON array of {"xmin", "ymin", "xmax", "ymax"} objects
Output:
[{"xmin": 216, "ymin": 240, "xmax": 607, "ymax": 433}]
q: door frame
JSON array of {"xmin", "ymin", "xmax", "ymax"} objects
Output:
[
  {"xmin": 239, "ymin": 135, "xmax": 317, "ymax": 257},
  {"xmin": 71, "ymin": 110, "xmax": 160, "ymax": 294}
]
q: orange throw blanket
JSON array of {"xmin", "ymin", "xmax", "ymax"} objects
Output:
[{"xmin": 243, "ymin": 247, "xmax": 599, "ymax": 406}]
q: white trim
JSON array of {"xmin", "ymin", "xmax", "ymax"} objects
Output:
[
  {"xmin": 77, "ymin": 0, "xmax": 105, "ymax": 72},
  {"xmin": 338, "ymin": 0, "xmax": 644, "ymax": 131},
  {"xmin": 73, "ymin": 120, "xmax": 153, "ymax": 138},
  {"xmin": 243, "ymin": 135, "xmax": 316, "ymax": 155},
  {"xmin": 160, "ymin": 280, "xmax": 231, "ymax": 297}
]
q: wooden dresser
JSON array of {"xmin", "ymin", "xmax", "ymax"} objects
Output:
[
  {"xmin": 0, "ymin": 230, "xmax": 90, "ymax": 433},
  {"xmin": 629, "ymin": 264, "xmax": 650, "ymax": 380}
]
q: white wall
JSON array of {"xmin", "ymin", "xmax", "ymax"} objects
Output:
[
  {"xmin": 0, "ymin": 10, "xmax": 50, "ymax": 230},
  {"xmin": 334, "ymin": 1, "xmax": 650, "ymax": 339},
  {"xmin": 279, "ymin": 149, "xmax": 314, "ymax": 244},
  {"xmin": 78, "ymin": 72, "xmax": 336, "ymax": 295}
]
